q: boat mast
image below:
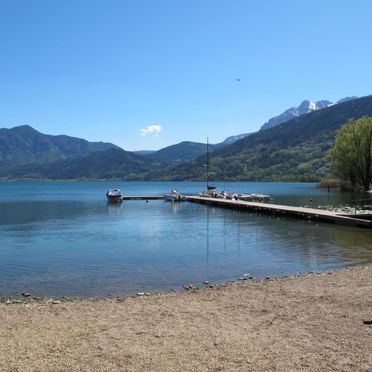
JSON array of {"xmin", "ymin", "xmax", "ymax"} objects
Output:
[{"xmin": 206, "ymin": 137, "xmax": 209, "ymax": 188}]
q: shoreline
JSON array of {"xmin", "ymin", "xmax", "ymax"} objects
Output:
[
  {"xmin": 1, "ymin": 266, "xmax": 371, "ymax": 371},
  {"xmin": 0, "ymin": 267, "xmax": 362, "ymax": 303}
]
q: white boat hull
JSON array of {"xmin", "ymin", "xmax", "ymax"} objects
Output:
[{"xmin": 106, "ymin": 189, "xmax": 124, "ymax": 202}]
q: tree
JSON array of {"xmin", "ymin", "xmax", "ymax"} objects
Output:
[{"xmin": 329, "ymin": 117, "xmax": 372, "ymax": 191}]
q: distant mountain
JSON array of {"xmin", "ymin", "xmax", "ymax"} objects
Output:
[
  {"xmin": 133, "ymin": 150, "xmax": 156, "ymax": 156},
  {"xmin": 218, "ymin": 133, "xmax": 252, "ymax": 146},
  {"xmin": 336, "ymin": 96, "xmax": 358, "ymax": 104},
  {"xmin": 0, "ymin": 127, "xmax": 214, "ymax": 179},
  {"xmin": 217, "ymin": 97, "xmax": 359, "ymax": 146},
  {"xmin": 2, "ymin": 95, "xmax": 369, "ymax": 181},
  {"xmin": 150, "ymin": 141, "xmax": 213, "ymax": 163},
  {"xmin": 1, "ymin": 148, "xmax": 154, "ymax": 180},
  {"xmin": 146, "ymin": 95, "xmax": 372, "ymax": 181},
  {"xmin": 260, "ymin": 100, "xmax": 333, "ymax": 130},
  {"xmin": 0, "ymin": 140, "xmax": 215, "ymax": 180},
  {"xmin": 0, "ymin": 125, "xmax": 119, "ymax": 171},
  {"xmin": 260, "ymin": 97, "xmax": 358, "ymax": 130},
  {"xmin": 207, "ymin": 95, "xmax": 372, "ymax": 181}
]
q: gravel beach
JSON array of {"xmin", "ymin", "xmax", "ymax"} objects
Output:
[{"xmin": 1, "ymin": 266, "xmax": 371, "ymax": 371}]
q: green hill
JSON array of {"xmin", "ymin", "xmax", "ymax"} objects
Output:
[
  {"xmin": 145, "ymin": 95, "xmax": 372, "ymax": 181},
  {"xmin": 1, "ymin": 148, "xmax": 154, "ymax": 180},
  {"xmin": 2, "ymin": 95, "xmax": 372, "ymax": 181},
  {"xmin": 150, "ymin": 141, "xmax": 214, "ymax": 163},
  {"xmin": 0, "ymin": 125, "xmax": 119, "ymax": 171}
]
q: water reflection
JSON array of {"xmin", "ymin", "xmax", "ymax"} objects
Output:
[
  {"xmin": 203, "ymin": 207, "xmax": 372, "ymax": 272},
  {"xmin": 0, "ymin": 181, "xmax": 371, "ymax": 298},
  {"xmin": 107, "ymin": 201, "xmax": 125, "ymax": 215},
  {"xmin": 333, "ymin": 227, "xmax": 372, "ymax": 264},
  {"xmin": 0, "ymin": 201, "xmax": 106, "ymax": 226}
]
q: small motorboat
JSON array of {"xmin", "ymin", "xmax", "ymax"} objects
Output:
[
  {"xmin": 217, "ymin": 190, "xmax": 234, "ymax": 200},
  {"xmin": 249, "ymin": 193, "xmax": 273, "ymax": 202},
  {"xmin": 106, "ymin": 188, "xmax": 124, "ymax": 202},
  {"xmin": 199, "ymin": 185, "xmax": 218, "ymax": 198},
  {"xmin": 164, "ymin": 188, "xmax": 183, "ymax": 201},
  {"xmin": 237, "ymin": 193, "xmax": 272, "ymax": 203}
]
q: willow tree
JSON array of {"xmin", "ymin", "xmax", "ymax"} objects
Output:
[{"xmin": 329, "ymin": 117, "xmax": 372, "ymax": 191}]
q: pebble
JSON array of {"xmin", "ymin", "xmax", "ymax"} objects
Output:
[
  {"xmin": 203, "ymin": 280, "xmax": 209, "ymax": 285},
  {"xmin": 136, "ymin": 292, "xmax": 145, "ymax": 297},
  {"xmin": 22, "ymin": 292, "xmax": 32, "ymax": 297},
  {"xmin": 363, "ymin": 320, "xmax": 372, "ymax": 325},
  {"xmin": 52, "ymin": 300, "xmax": 61, "ymax": 304},
  {"xmin": 183, "ymin": 284, "xmax": 196, "ymax": 290}
]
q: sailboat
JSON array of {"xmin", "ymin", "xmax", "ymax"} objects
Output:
[{"xmin": 199, "ymin": 138, "xmax": 217, "ymax": 198}]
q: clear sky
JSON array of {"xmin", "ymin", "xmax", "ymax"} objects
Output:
[{"xmin": 1, "ymin": 0, "xmax": 372, "ymax": 150}]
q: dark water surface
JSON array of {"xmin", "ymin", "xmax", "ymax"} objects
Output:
[{"xmin": 0, "ymin": 181, "xmax": 371, "ymax": 297}]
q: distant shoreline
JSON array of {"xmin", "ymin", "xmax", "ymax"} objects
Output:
[{"xmin": 0, "ymin": 178, "xmax": 322, "ymax": 183}]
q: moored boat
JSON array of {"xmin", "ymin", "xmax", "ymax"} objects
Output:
[
  {"xmin": 199, "ymin": 138, "xmax": 219, "ymax": 198},
  {"xmin": 164, "ymin": 188, "xmax": 183, "ymax": 201},
  {"xmin": 106, "ymin": 188, "xmax": 124, "ymax": 202},
  {"xmin": 237, "ymin": 193, "xmax": 273, "ymax": 203},
  {"xmin": 199, "ymin": 185, "xmax": 218, "ymax": 198},
  {"xmin": 217, "ymin": 190, "xmax": 234, "ymax": 200}
]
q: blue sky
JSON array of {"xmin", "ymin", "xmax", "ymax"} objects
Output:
[{"xmin": 1, "ymin": 0, "xmax": 372, "ymax": 150}]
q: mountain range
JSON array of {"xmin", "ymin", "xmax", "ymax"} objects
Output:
[
  {"xmin": 0, "ymin": 95, "xmax": 371, "ymax": 181},
  {"xmin": 0, "ymin": 125, "xmax": 118, "ymax": 172},
  {"xmin": 260, "ymin": 96, "xmax": 357, "ymax": 130},
  {"xmin": 4, "ymin": 148, "xmax": 151, "ymax": 180},
  {"xmin": 142, "ymin": 95, "xmax": 372, "ymax": 181},
  {"xmin": 209, "ymin": 96, "xmax": 358, "ymax": 145},
  {"xmin": 198, "ymin": 95, "xmax": 372, "ymax": 181}
]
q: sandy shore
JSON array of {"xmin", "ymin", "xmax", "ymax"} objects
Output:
[{"xmin": 0, "ymin": 267, "xmax": 371, "ymax": 371}]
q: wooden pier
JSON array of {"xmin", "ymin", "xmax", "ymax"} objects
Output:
[
  {"xmin": 184, "ymin": 196, "xmax": 372, "ymax": 228},
  {"xmin": 115, "ymin": 194, "xmax": 371, "ymax": 228}
]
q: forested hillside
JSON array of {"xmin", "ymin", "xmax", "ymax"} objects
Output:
[
  {"xmin": 1, "ymin": 148, "xmax": 154, "ymax": 180},
  {"xmin": 0, "ymin": 125, "xmax": 118, "ymax": 171},
  {"xmin": 2, "ymin": 96, "xmax": 372, "ymax": 181},
  {"xmin": 146, "ymin": 95, "xmax": 372, "ymax": 181}
]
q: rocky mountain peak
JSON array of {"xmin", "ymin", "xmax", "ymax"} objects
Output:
[{"xmin": 260, "ymin": 98, "xmax": 349, "ymax": 131}]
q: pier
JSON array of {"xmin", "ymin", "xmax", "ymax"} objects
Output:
[
  {"xmin": 184, "ymin": 196, "xmax": 372, "ymax": 228},
  {"xmin": 117, "ymin": 194, "xmax": 372, "ymax": 228}
]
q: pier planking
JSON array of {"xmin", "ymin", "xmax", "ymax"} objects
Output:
[
  {"xmin": 184, "ymin": 196, "xmax": 372, "ymax": 229},
  {"xmin": 116, "ymin": 194, "xmax": 371, "ymax": 228}
]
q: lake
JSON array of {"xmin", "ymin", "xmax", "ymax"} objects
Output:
[{"xmin": 0, "ymin": 181, "xmax": 371, "ymax": 298}]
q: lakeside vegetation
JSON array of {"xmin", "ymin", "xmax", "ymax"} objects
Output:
[{"xmin": 329, "ymin": 117, "xmax": 372, "ymax": 191}]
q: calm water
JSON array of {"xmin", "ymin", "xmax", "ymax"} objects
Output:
[{"xmin": 0, "ymin": 181, "xmax": 371, "ymax": 298}]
